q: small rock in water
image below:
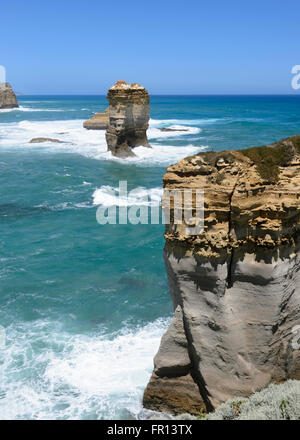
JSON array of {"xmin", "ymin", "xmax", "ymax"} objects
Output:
[
  {"xmin": 29, "ymin": 138, "xmax": 65, "ymax": 144},
  {"xmin": 83, "ymin": 109, "xmax": 109, "ymax": 130},
  {"xmin": 159, "ymin": 127, "xmax": 188, "ymax": 132}
]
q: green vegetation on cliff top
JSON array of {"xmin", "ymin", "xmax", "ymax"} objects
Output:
[
  {"xmin": 241, "ymin": 135, "xmax": 300, "ymax": 182},
  {"xmin": 184, "ymin": 135, "xmax": 300, "ymax": 183}
]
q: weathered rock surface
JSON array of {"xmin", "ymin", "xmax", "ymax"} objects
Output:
[
  {"xmin": 0, "ymin": 83, "xmax": 19, "ymax": 109},
  {"xmin": 144, "ymin": 136, "xmax": 300, "ymax": 414},
  {"xmin": 143, "ymin": 306, "xmax": 207, "ymax": 415},
  {"xmin": 83, "ymin": 108, "xmax": 109, "ymax": 130},
  {"xmin": 105, "ymin": 80, "xmax": 150, "ymax": 157}
]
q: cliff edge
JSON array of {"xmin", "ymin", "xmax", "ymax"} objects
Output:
[
  {"xmin": 0, "ymin": 83, "xmax": 19, "ymax": 109},
  {"xmin": 143, "ymin": 136, "xmax": 300, "ymax": 414}
]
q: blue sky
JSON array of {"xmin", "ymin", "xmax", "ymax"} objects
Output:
[{"xmin": 1, "ymin": 0, "xmax": 299, "ymax": 94}]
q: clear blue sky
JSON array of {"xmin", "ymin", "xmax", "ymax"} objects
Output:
[{"xmin": 1, "ymin": 0, "xmax": 299, "ymax": 94}]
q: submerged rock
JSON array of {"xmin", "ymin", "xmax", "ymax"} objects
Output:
[
  {"xmin": 83, "ymin": 108, "xmax": 109, "ymax": 130},
  {"xmin": 144, "ymin": 136, "xmax": 300, "ymax": 414},
  {"xmin": 105, "ymin": 80, "xmax": 150, "ymax": 157},
  {"xmin": 0, "ymin": 83, "xmax": 19, "ymax": 109},
  {"xmin": 159, "ymin": 127, "xmax": 188, "ymax": 132},
  {"xmin": 29, "ymin": 138, "xmax": 64, "ymax": 143}
]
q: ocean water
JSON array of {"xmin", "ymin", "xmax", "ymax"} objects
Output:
[{"xmin": 0, "ymin": 95, "xmax": 299, "ymax": 419}]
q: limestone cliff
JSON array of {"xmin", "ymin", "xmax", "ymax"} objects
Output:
[
  {"xmin": 0, "ymin": 83, "xmax": 19, "ymax": 109},
  {"xmin": 144, "ymin": 136, "xmax": 300, "ymax": 415},
  {"xmin": 83, "ymin": 108, "xmax": 109, "ymax": 130},
  {"xmin": 106, "ymin": 80, "xmax": 150, "ymax": 157}
]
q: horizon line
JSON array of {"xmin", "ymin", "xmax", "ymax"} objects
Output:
[{"xmin": 17, "ymin": 93, "xmax": 300, "ymax": 97}]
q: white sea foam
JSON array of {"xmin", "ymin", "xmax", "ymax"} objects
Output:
[
  {"xmin": 0, "ymin": 119, "xmax": 206, "ymax": 165},
  {"xmin": 0, "ymin": 318, "xmax": 169, "ymax": 420},
  {"xmin": 150, "ymin": 117, "xmax": 222, "ymax": 126},
  {"xmin": 92, "ymin": 186, "xmax": 163, "ymax": 207},
  {"xmin": 0, "ymin": 106, "xmax": 64, "ymax": 113},
  {"xmin": 36, "ymin": 201, "xmax": 93, "ymax": 211},
  {"xmin": 148, "ymin": 124, "xmax": 201, "ymax": 139}
]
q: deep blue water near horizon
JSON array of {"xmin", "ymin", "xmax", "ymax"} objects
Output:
[{"xmin": 0, "ymin": 95, "xmax": 299, "ymax": 419}]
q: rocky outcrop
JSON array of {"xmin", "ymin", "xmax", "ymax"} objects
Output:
[
  {"xmin": 105, "ymin": 80, "xmax": 150, "ymax": 157},
  {"xmin": 83, "ymin": 108, "xmax": 109, "ymax": 130},
  {"xmin": 29, "ymin": 138, "xmax": 64, "ymax": 143},
  {"xmin": 144, "ymin": 136, "xmax": 300, "ymax": 414},
  {"xmin": 143, "ymin": 306, "xmax": 207, "ymax": 415},
  {"xmin": 0, "ymin": 83, "xmax": 19, "ymax": 109},
  {"xmin": 159, "ymin": 128, "xmax": 188, "ymax": 132}
]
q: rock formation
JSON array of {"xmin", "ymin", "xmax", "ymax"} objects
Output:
[
  {"xmin": 159, "ymin": 128, "xmax": 188, "ymax": 132},
  {"xmin": 0, "ymin": 83, "xmax": 19, "ymax": 109},
  {"xmin": 29, "ymin": 138, "xmax": 64, "ymax": 144},
  {"xmin": 144, "ymin": 136, "xmax": 300, "ymax": 415},
  {"xmin": 83, "ymin": 108, "xmax": 109, "ymax": 130},
  {"xmin": 105, "ymin": 80, "xmax": 150, "ymax": 157}
]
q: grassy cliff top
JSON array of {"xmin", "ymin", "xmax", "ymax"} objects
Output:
[
  {"xmin": 241, "ymin": 135, "xmax": 300, "ymax": 182},
  {"xmin": 183, "ymin": 135, "xmax": 300, "ymax": 183}
]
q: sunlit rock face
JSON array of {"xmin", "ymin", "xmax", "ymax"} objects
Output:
[
  {"xmin": 0, "ymin": 83, "xmax": 19, "ymax": 109},
  {"xmin": 144, "ymin": 136, "xmax": 300, "ymax": 414},
  {"xmin": 105, "ymin": 80, "xmax": 150, "ymax": 157}
]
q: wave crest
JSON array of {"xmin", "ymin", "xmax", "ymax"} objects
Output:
[{"xmin": 92, "ymin": 186, "xmax": 163, "ymax": 207}]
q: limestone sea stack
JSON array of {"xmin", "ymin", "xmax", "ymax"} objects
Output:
[
  {"xmin": 143, "ymin": 136, "xmax": 300, "ymax": 415},
  {"xmin": 83, "ymin": 108, "xmax": 109, "ymax": 130},
  {"xmin": 106, "ymin": 80, "xmax": 150, "ymax": 157},
  {"xmin": 0, "ymin": 83, "xmax": 19, "ymax": 109}
]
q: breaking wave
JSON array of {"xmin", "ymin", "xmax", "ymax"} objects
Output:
[
  {"xmin": 0, "ymin": 119, "xmax": 207, "ymax": 165},
  {"xmin": 92, "ymin": 186, "xmax": 163, "ymax": 207},
  {"xmin": 0, "ymin": 318, "xmax": 169, "ymax": 420}
]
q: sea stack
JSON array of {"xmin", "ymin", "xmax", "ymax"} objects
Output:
[
  {"xmin": 0, "ymin": 83, "xmax": 19, "ymax": 109},
  {"xmin": 143, "ymin": 136, "xmax": 300, "ymax": 415},
  {"xmin": 83, "ymin": 108, "xmax": 109, "ymax": 130},
  {"xmin": 105, "ymin": 80, "xmax": 150, "ymax": 157}
]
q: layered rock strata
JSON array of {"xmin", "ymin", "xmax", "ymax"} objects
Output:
[
  {"xmin": 0, "ymin": 83, "xmax": 19, "ymax": 109},
  {"xmin": 105, "ymin": 80, "xmax": 150, "ymax": 157},
  {"xmin": 144, "ymin": 136, "xmax": 300, "ymax": 414},
  {"xmin": 83, "ymin": 108, "xmax": 109, "ymax": 130}
]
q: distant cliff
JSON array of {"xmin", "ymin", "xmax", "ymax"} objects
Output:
[
  {"xmin": 0, "ymin": 83, "xmax": 19, "ymax": 109},
  {"xmin": 106, "ymin": 80, "xmax": 150, "ymax": 157},
  {"xmin": 144, "ymin": 136, "xmax": 300, "ymax": 415}
]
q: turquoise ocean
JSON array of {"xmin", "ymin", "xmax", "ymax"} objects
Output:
[{"xmin": 0, "ymin": 95, "xmax": 299, "ymax": 419}]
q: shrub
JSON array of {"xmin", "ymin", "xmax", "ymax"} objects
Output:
[{"xmin": 206, "ymin": 380, "xmax": 300, "ymax": 420}]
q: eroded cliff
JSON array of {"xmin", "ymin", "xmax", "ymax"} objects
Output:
[
  {"xmin": 106, "ymin": 80, "xmax": 150, "ymax": 157},
  {"xmin": 0, "ymin": 83, "xmax": 19, "ymax": 109},
  {"xmin": 144, "ymin": 136, "xmax": 300, "ymax": 414}
]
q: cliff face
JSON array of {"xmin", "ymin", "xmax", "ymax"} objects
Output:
[
  {"xmin": 144, "ymin": 136, "xmax": 300, "ymax": 414},
  {"xmin": 106, "ymin": 80, "xmax": 150, "ymax": 157},
  {"xmin": 83, "ymin": 108, "xmax": 109, "ymax": 130},
  {"xmin": 0, "ymin": 83, "xmax": 19, "ymax": 109}
]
